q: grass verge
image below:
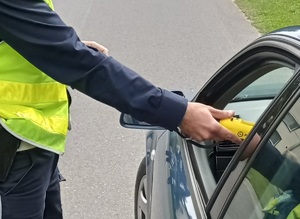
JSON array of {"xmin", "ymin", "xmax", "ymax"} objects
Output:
[{"xmin": 235, "ymin": 0, "xmax": 300, "ymax": 33}]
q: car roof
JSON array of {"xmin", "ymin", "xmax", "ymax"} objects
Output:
[{"xmin": 267, "ymin": 25, "xmax": 300, "ymax": 42}]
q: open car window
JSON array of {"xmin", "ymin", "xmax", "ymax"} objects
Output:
[
  {"xmin": 190, "ymin": 63, "xmax": 295, "ymax": 204},
  {"xmin": 223, "ymin": 95, "xmax": 300, "ymax": 219}
]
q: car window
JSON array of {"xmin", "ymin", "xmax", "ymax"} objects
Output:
[
  {"xmin": 232, "ymin": 67, "xmax": 293, "ymax": 102},
  {"xmin": 191, "ymin": 64, "xmax": 295, "ymax": 203},
  {"xmin": 226, "ymin": 66, "xmax": 294, "ymax": 122},
  {"xmin": 223, "ymin": 96, "xmax": 300, "ymax": 219}
]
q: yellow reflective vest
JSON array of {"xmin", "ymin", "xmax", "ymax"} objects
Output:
[{"xmin": 0, "ymin": 0, "xmax": 69, "ymax": 154}]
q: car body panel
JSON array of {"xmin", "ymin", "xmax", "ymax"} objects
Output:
[
  {"xmin": 268, "ymin": 25, "xmax": 300, "ymax": 41},
  {"xmin": 146, "ymin": 130, "xmax": 199, "ymax": 219}
]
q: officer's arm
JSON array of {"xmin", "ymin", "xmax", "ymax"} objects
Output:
[
  {"xmin": 252, "ymin": 141, "xmax": 300, "ymax": 200},
  {"xmin": 0, "ymin": 0, "xmax": 187, "ymax": 130}
]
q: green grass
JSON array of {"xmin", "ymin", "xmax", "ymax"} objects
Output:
[{"xmin": 235, "ymin": 0, "xmax": 300, "ymax": 33}]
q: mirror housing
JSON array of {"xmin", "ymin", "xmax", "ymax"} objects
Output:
[
  {"xmin": 119, "ymin": 90, "xmax": 195, "ymax": 130},
  {"xmin": 120, "ymin": 113, "xmax": 165, "ymax": 130}
]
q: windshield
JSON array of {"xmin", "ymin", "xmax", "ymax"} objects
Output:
[{"xmin": 232, "ymin": 67, "xmax": 294, "ymax": 102}]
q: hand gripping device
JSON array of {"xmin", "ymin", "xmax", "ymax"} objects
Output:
[{"xmin": 220, "ymin": 117, "xmax": 255, "ymax": 141}]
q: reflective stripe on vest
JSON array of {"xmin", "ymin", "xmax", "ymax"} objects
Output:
[{"xmin": 0, "ymin": 0, "xmax": 68, "ymax": 154}]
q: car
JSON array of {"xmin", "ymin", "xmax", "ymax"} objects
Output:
[{"xmin": 120, "ymin": 26, "xmax": 300, "ymax": 219}]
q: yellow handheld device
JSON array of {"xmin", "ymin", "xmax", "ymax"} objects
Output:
[{"xmin": 220, "ymin": 117, "xmax": 255, "ymax": 141}]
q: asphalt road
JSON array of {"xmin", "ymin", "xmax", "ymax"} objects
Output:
[{"xmin": 53, "ymin": 0, "xmax": 259, "ymax": 218}]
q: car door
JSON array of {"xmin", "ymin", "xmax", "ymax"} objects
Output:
[{"xmin": 180, "ymin": 27, "xmax": 300, "ymax": 219}]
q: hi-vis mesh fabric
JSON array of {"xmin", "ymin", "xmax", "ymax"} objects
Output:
[{"xmin": 0, "ymin": 0, "xmax": 69, "ymax": 154}]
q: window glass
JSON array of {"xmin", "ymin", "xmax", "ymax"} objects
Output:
[
  {"xmin": 233, "ymin": 67, "xmax": 293, "ymax": 103},
  {"xmin": 223, "ymin": 97, "xmax": 300, "ymax": 219}
]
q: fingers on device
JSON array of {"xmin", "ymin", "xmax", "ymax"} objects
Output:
[{"xmin": 220, "ymin": 117, "xmax": 254, "ymax": 141}]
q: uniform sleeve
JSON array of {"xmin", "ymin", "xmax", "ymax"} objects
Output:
[
  {"xmin": 0, "ymin": 0, "xmax": 188, "ymax": 130},
  {"xmin": 252, "ymin": 141, "xmax": 300, "ymax": 200}
]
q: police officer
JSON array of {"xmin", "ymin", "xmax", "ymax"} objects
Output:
[{"xmin": 0, "ymin": 0, "xmax": 241, "ymax": 218}]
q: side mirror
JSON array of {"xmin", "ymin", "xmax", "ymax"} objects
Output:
[
  {"xmin": 120, "ymin": 113, "xmax": 217, "ymax": 149},
  {"xmin": 119, "ymin": 90, "xmax": 196, "ymax": 130},
  {"xmin": 119, "ymin": 113, "xmax": 165, "ymax": 130}
]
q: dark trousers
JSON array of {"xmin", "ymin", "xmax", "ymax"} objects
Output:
[{"xmin": 0, "ymin": 148, "xmax": 63, "ymax": 219}]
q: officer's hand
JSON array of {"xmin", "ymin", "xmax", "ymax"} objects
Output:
[
  {"xmin": 179, "ymin": 102, "xmax": 242, "ymax": 144},
  {"xmin": 82, "ymin": 41, "xmax": 109, "ymax": 56}
]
